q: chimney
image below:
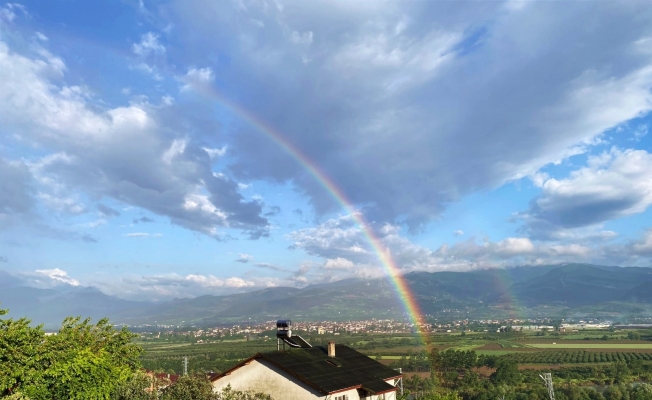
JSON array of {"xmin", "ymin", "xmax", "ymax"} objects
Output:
[{"xmin": 328, "ymin": 341, "xmax": 336, "ymax": 357}]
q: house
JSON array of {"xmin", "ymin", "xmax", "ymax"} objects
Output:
[
  {"xmin": 210, "ymin": 341, "xmax": 402, "ymax": 400},
  {"xmin": 143, "ymin": 370, "xmax": 179, "ymax": 392}
]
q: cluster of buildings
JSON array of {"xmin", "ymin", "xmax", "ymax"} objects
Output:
[
  {"xmin": 137, "ymin": 319, "xmax": 433, "ymax": 341},
  {"xmin": 291, "ymin": 320, "xmax": 432, "ymax": 335},
  {"xmin": 136, "ymin": 317, "xmax": 624, "ymax": 341}
]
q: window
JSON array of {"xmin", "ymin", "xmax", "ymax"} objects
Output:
[{"xmin": 334, "ymin": 395, "xmax": 349, "ymax": 400}]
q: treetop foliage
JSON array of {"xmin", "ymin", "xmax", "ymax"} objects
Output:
[{"xmin": 1, "ymin": 308, "xmax": 140, "ymax": 399}]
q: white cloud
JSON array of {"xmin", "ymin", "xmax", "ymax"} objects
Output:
[
  {"xmin": 89, "ymin": 272, "xmax": 274, "ymax": 301},
  {"xmin": 34, "ymin": 32, "xmax": 48, "ymax": 42},
  {"xmin": 132, "ymin": 32, "xmax": 165, "ymax": 56},
  {"xmin": 235, "ymin": 253, "xmax": 253, "ymax": 263},
  {"xmin": 185, "ymin": 274, "xmax": 255, "ymax": 288},
  {"xmin": 287, "ymin": 213, "xmax": 369, "ymax": 261},
  {"xmin": 125, "ymin": 232, "xmax": 162, "ymax": 237},
  {"xmin": 0, "ymin": 3, "xmax": 27, "ymax": 22},
  {"xmin": 77, "ymin": 218, "xmax": 107, "ymax": 229},
  {"xmin": 186, "ymin": 67, "xmax": 213, "ymax": 82},
  {"xmin": 286, "ymin": 212, "xmax": 645, "ymax": 276},
  {"xmin": 495, "ymin": 237, "xmax": 535, "ymax": 256},
  {"xmin": 132, "ymin": 63, "xmax": 163, "ymax": 80},
  {"xmin": 37, "ymin": 193, "xmax": 86, "ymax": 214},
  {"xmin": 453, "ymin": 230, "xmax": 464, "ymax": 236},
  {"xmin": 162, "ymin": 138, "xmax": 187, "ymax": 164},
  {"xmin": 522, "ymin": 148, "xmax": 652, "ymax": 238},
  {"xmin": 203, "ymin": 146, "xmax": 227, "ymax": 158},
  {"xmin": 0, "ymin": 38, "xmax": 269, "ymax": 240},
  {"xmin": 181, "ymin": 67, "xmax": 214, "ymax": 91},
  {"xmin": 34, "ymin": 268, "xmax": 80, "ymax": 286},
  {"xmin": 323, "ymin": 257, "xmax": 355, "ymax": 270},
  {"xmin": 629, "ymin": 229, "xmax": 652, "ymax": 257},
  {"xmin": 290, "ymin": 31, "xmax": 313, "ymax": 45}
]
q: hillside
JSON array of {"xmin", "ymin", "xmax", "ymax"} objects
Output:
[{"xmin": 3, "ymin": 264, "xmax": 652, "ymax": 327}]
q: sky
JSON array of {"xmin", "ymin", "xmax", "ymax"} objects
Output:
[{"xmin": 2, "ymin": 0, "xmax": 652, "ymax": 301}]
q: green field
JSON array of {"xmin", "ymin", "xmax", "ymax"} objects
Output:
[
  {"xmin": 527, "ymin": 343, "xmax": 652, "ymax": 349},
  {"xmin": 504, "ymin": 350, "xmax": 652, "ymax": 364}
]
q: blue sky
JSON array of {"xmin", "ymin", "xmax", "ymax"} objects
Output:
[{"xmin": 2, "ymin": 0, "xmax": 652, "ymax": 300}]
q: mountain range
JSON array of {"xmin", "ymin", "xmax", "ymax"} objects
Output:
[{"xmin": 2, "ymin": 264, "xmax": 652, "ymax": 328}]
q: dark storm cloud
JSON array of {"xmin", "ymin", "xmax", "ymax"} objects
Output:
[
  {"xmin": 235, "ymin": 253, "xmax": 253, "ymax": 263},
  {"xmin": 0, "ymin": 158, "xmax": 33, "ymax": 217},
  {"xmin": 133, "ymin": 216, "xmax": 154, "ymax": 224},
  {"xmin": 81, "ymin": 234, "xmax": 98, "ymax": 243},
  {"xmin": 173, "ymin": 0, "xmax": 652, "ymax": 232},
  {"xmin": 253, "ymin": 263, "xmax": 289, "ymax": 272},
  {"xmin": 98, "ymin": 204, "xmax": 121, "ymax": 217},
  {"xmin": 264, "ymin": 205, "xmax": 281, "ymax": 217}
]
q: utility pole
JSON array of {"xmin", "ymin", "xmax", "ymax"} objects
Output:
[
  {"xmin": 540, "ymin": 373, "xmax": 555, "ymax": 400},
  {"xmin": 183, "ymin": 356, "xmax": 188, "ymax": 376}
]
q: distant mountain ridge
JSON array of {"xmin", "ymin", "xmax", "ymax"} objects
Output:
[{"xmin": 2, "ymin": 264, "xmax": 652, "ymax": 327}]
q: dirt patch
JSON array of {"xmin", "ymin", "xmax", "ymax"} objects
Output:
[
  {"xmin": 403, "ymin": 372, "xmax": 432, "ymax": 379},
  {"xmin": 473, "ymin": 366, "xmax": 496, "ymax": 377}
]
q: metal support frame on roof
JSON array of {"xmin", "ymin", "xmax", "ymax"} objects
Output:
[{"xmin": 393, "ymin": 368, "xmax": 403, "ymax": 396}]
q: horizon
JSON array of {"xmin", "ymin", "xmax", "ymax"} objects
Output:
[
  {"xmin": 1, "ymin": 262, "xmax": 641, "ymax": 303},
  {"xmin": 2, "ymin": 1, "xmax": 652, "ymax": 304}
]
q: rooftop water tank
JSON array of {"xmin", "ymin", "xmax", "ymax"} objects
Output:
[{"xmin": 276, "ymin": 320, "xmax": 292, "ymax": 339}]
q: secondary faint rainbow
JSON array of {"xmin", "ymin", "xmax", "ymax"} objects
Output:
[
  {"xmin": 486, "ymin": 268, "xmax": 527, "ymax": 322},
  {"xmin": 191, "ymin": 82, "xmax": 428, "ymax": 342}
]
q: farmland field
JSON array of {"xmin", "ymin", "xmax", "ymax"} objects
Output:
[
  {"xmin": 527, "ymin": 343, "xmax": 652, "ymax": 349},
  {"xmin": 503, "ymin": 350, "xmax": 652, "ymax": 364},
  {"xmin": 136, "ymin": 328, "xmax": 652, "ymax": 375}
]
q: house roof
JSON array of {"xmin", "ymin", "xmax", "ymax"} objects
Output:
[{"xmin": 211, "ymin": 344, "xmax": 401, "ymax": 395}]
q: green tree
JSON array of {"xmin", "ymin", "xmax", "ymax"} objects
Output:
[
  {"xmin": 0, "ymin": 308, "xmax": 142, "ymax": 399},
  {"xmin": 491, "ymin": 360, "xmax": 521, "ymax": 386},
  {"xmin": 630, "ymin": 383, "xmax": 652, "ymax": 400},
  {"xmin": 38, "ymin": 317, "xmax": 142, "ymax": 400},
  {"xmin": 0, "ymin": 309, "xmax": 46, "ymax": 397},
  {"xmin": 215, "ymin": 385, "xmax": 273, "ymax": 400},
  {"xmin": 111, "ymin": 372, "xmax": 163, "ymax": 400},
  {"xmin": 419, "ymin": 392, "xmax": 463, "ymax": 400},
  {"xmin": 611, "ymin": 361, "xmax": 630, "ymax": 384},
  {"xmin": 603, "ymin": 385, "xmax": 623, "ymax": 400},
  {"xmin": 161, "ymin": 374, "xmax": 215, "ymax": 400}
]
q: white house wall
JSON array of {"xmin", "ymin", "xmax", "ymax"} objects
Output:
[
  {"xmin": 360, "ymin": 389, "xmax": 396, "ymax": 400},
  {"xmin": 212, "ymin": 359, "xmax": 356, "ymax": 400}
]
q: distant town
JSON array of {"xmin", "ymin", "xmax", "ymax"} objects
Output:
[{"xmin": 126, "ymin": 317, "xmax": 652, "ymax": 342}]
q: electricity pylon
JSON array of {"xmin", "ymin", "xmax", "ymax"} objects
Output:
[{"xmin": 539, "ymin": 373, "xmax": 555, "ymax": 400}]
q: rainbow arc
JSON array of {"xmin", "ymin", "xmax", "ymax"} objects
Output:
[{"xmin": 193, "ymin": 83, "xmax": 428, "ymax": 342}]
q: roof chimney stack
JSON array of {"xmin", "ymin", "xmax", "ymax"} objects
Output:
[{"xmin": 328, "ymin": 341, "xmax": 336, "ymax": 357}]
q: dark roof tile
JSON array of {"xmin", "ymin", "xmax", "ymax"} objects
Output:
[{"xmin": 257, "ymin": 344, "xmax": 400, "ymax": 394}]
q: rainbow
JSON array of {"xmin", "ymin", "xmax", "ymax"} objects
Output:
[
  {"xmin": 192, "ymin": 83, "xmax": 428, "ymax": 342},
  {"xmin": 20, "ymin": 30, "xmax": 428, "ymax": 341}
]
